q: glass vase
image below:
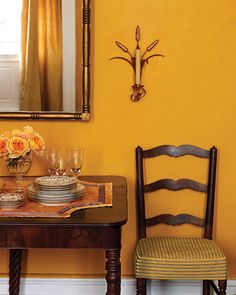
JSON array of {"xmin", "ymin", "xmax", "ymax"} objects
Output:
[{"xmin": 6, "ymin": 154, "xmax": 32, "ymax": 192}]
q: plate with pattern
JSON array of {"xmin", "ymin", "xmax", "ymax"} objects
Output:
[
  {"xmin": 33, "ymin": 176, "xmax": 78, "ymax": 191},
  {"xmin": 0, "ymin": 193, "xmax": 24, "ymax": 209}
]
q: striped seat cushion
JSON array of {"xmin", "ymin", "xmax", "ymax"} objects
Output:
[{"xmin": 135, "ymin": 237, "xmax": 227, "ymax": 280}]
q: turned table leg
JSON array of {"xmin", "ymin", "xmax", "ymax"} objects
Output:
[
  {"xmin": 105, "ymin": 248, "xmax": 121, "ymax": 295},
  {"xmin": 9, "ymin": 249, "xmax": 23, "ymax": 295}
]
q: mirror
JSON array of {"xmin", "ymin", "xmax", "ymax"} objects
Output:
[{"xmin": 0, "ymin": 0, "xmax": 90, "ymax": 121}]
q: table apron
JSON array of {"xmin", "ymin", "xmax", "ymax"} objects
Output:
[{"xmin": 0, "ymin": 226, "xmax": 122, "ymax": 249}]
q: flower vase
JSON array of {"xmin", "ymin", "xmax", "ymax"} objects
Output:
[{"xmin": 6, "ymin": 154, "xmax": 32, "ymax": 192}]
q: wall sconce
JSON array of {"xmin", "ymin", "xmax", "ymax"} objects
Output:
[{"xmin": 110, "ymin": 26, "xmax": 164, "ymax": 102}]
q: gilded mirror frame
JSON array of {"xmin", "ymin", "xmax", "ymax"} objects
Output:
[{"xmin": 0, "ymin": 0, "xmax": 91, "ymax": 121}]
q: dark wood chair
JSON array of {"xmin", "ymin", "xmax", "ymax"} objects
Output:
[{"xmin": 134, "ymin": 144, "xmax": 227, "ymax": 295}]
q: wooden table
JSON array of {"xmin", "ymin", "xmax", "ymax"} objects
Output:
[{"xmin": 0, "ymin": 175, "xmax": 127, "ymax": 295}]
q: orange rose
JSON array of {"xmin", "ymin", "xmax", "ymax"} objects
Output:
[
  {"xmin": 29, "ymin": 132, "xmax": 45, "ymax": 152},
  {"xmin": 0, "ymin": 136, "xmax": 8, "ymax": 157},
  {"xmin": 12, "ymin": 128, "xmax": 30, "ymax": 140},
  {"xmin": 7, "ymin": 136, "xmax": 30, "ymax": 158}
]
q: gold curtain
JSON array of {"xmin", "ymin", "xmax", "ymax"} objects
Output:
[{"xmin": 20, "ymin": 0, "xmax": 62, "ymax": 111}]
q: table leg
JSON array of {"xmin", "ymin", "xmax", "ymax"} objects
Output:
[
  {"xmin": 9, "ymin": 249, "xmax": 23, "ymax": 295},
  {"xmin": 105, "ymin": 248, "xmax": 121, "ymax": 295}
]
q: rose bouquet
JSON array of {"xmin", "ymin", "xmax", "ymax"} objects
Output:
[
  {"xmin": 0, "ymin": 126, "xmax": 45, "ymax": 191},
  {"xmin": 0, "ymin": 125, "xmax": 45, "ymax": 161}
]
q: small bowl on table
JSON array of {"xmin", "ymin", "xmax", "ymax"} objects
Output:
[{"xmin": 0, "ymin": 193, "xmax": 24, "ymax": 210}]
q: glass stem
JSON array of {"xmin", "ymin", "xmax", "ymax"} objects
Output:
[{"xmin": 16, "ymin": 175, "xmax": 23, "ymax": 192}]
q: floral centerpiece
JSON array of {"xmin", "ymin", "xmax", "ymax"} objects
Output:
[
  {"xmin": 0, "ymin": 125, "xmax": 45, "ymax": 161},
  {"xmin": 0, "ymin": 126, "xmax": 45, "ymax": 191}
]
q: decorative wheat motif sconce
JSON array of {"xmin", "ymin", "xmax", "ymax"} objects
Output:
[{"xmin": 110, "ymin": 26, "xmax": 164, "ymax": 102}]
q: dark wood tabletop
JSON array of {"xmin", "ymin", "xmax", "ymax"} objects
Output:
[{"xmin": 0, "ymin": 175, "xmax": 128, "ymax": 295}]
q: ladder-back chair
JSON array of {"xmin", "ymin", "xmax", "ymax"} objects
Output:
[{"xmin": 134, "ymin": 144, "xmax": 227, "ymax": 295}]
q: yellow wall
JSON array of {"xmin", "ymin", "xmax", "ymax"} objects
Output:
[{"xmin": 1, "ymin": 0, "xmax": 236, "ymax": 279}]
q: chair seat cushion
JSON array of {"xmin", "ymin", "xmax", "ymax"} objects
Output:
[{"xmin": 135, "ymin": 237, "xmax": 227, "ymax": 280}]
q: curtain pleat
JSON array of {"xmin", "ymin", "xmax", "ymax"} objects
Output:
[{"xmin": 20, "ymin": 0, "xmax": 62, "ymax": 111}]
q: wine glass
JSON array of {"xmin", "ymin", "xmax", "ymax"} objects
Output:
[
  {"xmin": 67, "ymin": 147, "xmax": 84, "ymax": 178},
  {"xmin": 56, "ymin": 150, "xmax": 67, "ymax": 176},
  {"xmin": 44, "ymin": 148, "xmax": 59, "ymax": 176}
]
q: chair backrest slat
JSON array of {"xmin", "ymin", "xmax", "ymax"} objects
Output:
[
  {"xmin": 136, "ymin": 145, "xmax": 217, "ymax": 240},
  {"xmin": 143, "ymin": 144, "xmax": 210, "ymax": 158},
  {"xmin": 146, "ymin": 213, "xmax": 205, "ymax": 227},
  {"xmin": 144, "ymin": 178, "xmax": 207, "ymax": 192}
]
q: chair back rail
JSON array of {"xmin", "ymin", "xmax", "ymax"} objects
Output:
[
  {"xmin": 136, "ymin": 145, "xmax": 217, "ymax": 240},
  {"xmin": 144, "ymin": 179, "xmax": 207, "ymax": 192},
  {"xmin": 146, "ymin": 213, "xmax": 205, "ymax": 227},
  {"xmin": 143, "ymin": 144, "xmax": 210, "ymax": 158}
]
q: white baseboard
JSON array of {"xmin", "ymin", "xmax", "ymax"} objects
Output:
[{"xmin": 0, "ymin": 278, "xmax": 235, "ymax": 295}]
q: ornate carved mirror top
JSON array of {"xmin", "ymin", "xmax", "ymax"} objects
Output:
[{"xmin": 0, "ymin": 0, "xmax": 90, "ymax": 120}]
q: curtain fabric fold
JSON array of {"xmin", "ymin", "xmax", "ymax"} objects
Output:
[{"xmin": 20, "ymin": 0, "xmax": 62, "ymax": 111}]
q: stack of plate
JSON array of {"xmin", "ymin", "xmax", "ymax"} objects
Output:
[
  {"xmin": 28, "ymin": 176, "xmax": 85, "ymax": 206},
  {"xmin": 0, "ymin": 193, "xmax": 24, "ymax": 209}
]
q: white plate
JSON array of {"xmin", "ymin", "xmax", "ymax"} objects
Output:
[
  {"xmin": 34, "ymin": 176, "xmax": 78, "ymax": 188},
  {"xmin": 27, "ymin": 183, "xmax": 85, "ymax": 205},
  {"xmin": 29, "ymin": 184, "xmax": 85, "ymax": 196}
]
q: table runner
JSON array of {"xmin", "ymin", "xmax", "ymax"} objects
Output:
[{"xmin": 0, "ymin": 179, "xmax": 113, "ymax": 218}]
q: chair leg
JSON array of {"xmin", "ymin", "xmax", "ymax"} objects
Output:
[
  {"xmin": 218, "ymin": 280, "xmax": 227, "ymax": 295},
  {"xmin": 203, "ymin": 280, "xmax": 210, "ymax": 295},
  {"xmin": 136, "ymin": 278, "xmax": 146, "ymax": 295}
]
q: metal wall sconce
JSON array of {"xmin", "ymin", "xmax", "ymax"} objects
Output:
[{"xmin": 110, "ymin": 26, "xmax": 164, "ymax": 102}]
